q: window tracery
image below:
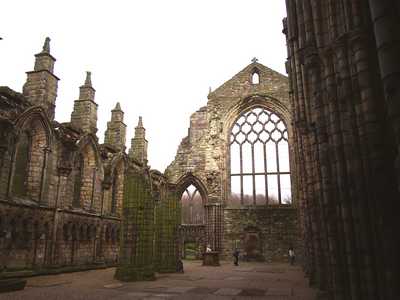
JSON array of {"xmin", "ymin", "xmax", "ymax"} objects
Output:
[{"xmin": 229, "ymin": 107, "xmax": 291, "ymax": 205}]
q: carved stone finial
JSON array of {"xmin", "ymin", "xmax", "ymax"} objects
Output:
[
  {"xmin": 251, "ymin": 57, "xmax": 258, "ymax": 63},
  {"xmin": 42, "ymin": 37, "xmax": 51, "ymax": 53},
  {"xmin": 209, "ymin": 86, "xmax": 212, "ymax": 94},
  {"xmin": 138, "ymin": 116, "xmax": 143, "ymax": 127},
  {"xmin": 114, "ymin": 102, "xmax": 121, "ymax": 110},
  {"xmin": 85, "ymin": 71, "xmax": 92, "ymax": 86}
]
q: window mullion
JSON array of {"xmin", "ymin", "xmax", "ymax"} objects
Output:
[
  {"xmin": 263, "ymin": 143, "xmax": 269, "ymax": 206},
  {"xmin": 239, "ymin": 144, "xmax": 243, "ymax": 205},
  {"xmin": 275, "ymin": 142, "xmax": 281, "ymax": 204},
  {"xmin": 251, "ymin": 143, "xmax": 256, "ymax": 205}
]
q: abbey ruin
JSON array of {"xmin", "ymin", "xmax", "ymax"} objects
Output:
[{"xmin": 1, "ymin": 1, "xmax": 400, "ymax": 299}]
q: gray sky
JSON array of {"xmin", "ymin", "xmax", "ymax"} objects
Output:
[{"xmin": 1, "ymin": 0, "xmax": 288, "ymax": 172}]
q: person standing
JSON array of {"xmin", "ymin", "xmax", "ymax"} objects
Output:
[
  {"xmin": 288, "ymin": 247, "xmax": 295, "ymax": 265},
  {"xmin": 233, "ymin": 248, "xmax": 240, "ymax": 266}
]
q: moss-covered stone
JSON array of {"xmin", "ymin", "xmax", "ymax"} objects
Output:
[{"xmin": 115, "ymin": 166, "xmax": 155, "ymax": 281}]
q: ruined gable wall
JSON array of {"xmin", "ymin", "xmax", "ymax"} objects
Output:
[
  {"xmin": 166, "ymin": 63, "xmax": 291, "ymax": 202},
  {"xmin": 166, "ymin": 63, "xmax": 300, "ymax": 261}
]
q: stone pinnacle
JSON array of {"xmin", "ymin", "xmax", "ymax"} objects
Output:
[
  {"xmin": 85, "ymin": 71, "xmax": 92, "ymax": 86},
  {"xmin": 114, "ymin": 102, "xmax": 121, "ymax": 110},
  {"xmin": 42, "ymin": 37, "xmax": 51, "ymax": 53}
]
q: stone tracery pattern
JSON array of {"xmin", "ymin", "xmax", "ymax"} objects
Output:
[{"xmin": 229, "ymin": 107, "xmax": 291, "ymax": 205}]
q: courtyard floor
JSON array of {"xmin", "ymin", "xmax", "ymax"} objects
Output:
[{"xmin": 0, "ymin": 261, "xmax": 317, "ymax": 300}]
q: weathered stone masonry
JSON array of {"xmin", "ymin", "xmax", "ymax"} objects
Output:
[
  {"xmin": 0, "ymin": 38, "xmax": 183, "ymax": 281},
  {"xmin": 0, "ymin": 38, "xmax": 145, "ymax": 276},
  {"xmin": 284, "ymin": 0, "xmax": 400, "ymax": 299},
  {"xmin": 166, "ymin": 62, "xmax": 301, "ymax": 262}
]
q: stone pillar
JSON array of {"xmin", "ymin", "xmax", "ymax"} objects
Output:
[
  {"xmin": 367, "ymin": 3, "xmax": 400, "ymax": 297},
  {"xmin": 70, "ymin": 72, "xmax": 98, "ymax": 134},
  {"xmin": 115, "ymin": 167, "xmax": 155, "ymax": 281},
  {"xmin": 23, "ymin": 37, "xmax": 59, "ymax": 120},
  {"xmin": 49, "ymin": 166, "xmax": 71, "ymax": 265},
  {"xmin": 155, "ymin": 183, "xmax": 180, "ymax": 273},
  {"xmin": 38, "ymin": 147, "xmax": 51, "ymax": 205},
  {"xmin": 205, "ymin": 202, "xmax": 223, "ymax": 253},
  {"xmin": 128, "ymin": 117, "xmax": 148, "ymax": 165},
  {"xmin": 104, "ymin": 102, "xmax": 127, "ymax": 151}
]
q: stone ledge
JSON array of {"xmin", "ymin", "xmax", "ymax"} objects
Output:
[{"xmin": 0, "ymin": 263, "xmax": 117, "ymax": 280}]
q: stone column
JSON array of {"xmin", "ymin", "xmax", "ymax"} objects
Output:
[
  {"xmin": 49, "ymin": 166, "xmax": 71, "ymax": 265},
  {"xmin": 38, "ymin": 147, "xmax": 51, "ymax": 205},
  {"xmin": 115, "ymin": 167, "xmax": 155, "ymax": 281}
]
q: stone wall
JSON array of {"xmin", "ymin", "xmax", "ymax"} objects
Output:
[
  {"xmin": 0, "ymin": 40, "xmax": 149, "ymax": 277},
  {"xmin": 166, "ymin": 61, "xmax": 300, "ymax": 262},
  {"xmin": 284, "ymin": 0, "xmax": 400, "ymax": 298},
  {"xmin": 223, "ymin": 207, "xmax": 301, "ymax": 263}
]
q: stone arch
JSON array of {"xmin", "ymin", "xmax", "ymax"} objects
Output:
[
  {"xmin": 221, "ymin": 95, "xmax": 296, "ymax": 206},
  {"xmin": 176, "ymin": 174, "xmax": 208, "ymax": 226},
  {"xmin": 176, "ymin": 173, "xmax": 208, "ymax": 204},
  {"xmin": 109, "ymin": 154, "xmax": 127, "ymax": 215},
  {"xmin": 71, "ymin": 134, "xmax": 104, "ymax": 210},
  {"xmin": 14, "ymin": 106, "xmax": 53, "ymax": 147},
  {"xmin": 10, "ymin": 106, "xmax": 53, "ymax": 202},
  {"xmin": 250, "ymin": 68, "xmax": 260, "ymax": 84},
  {"xmin": 76, "ymin": 134, "xmax": 102, "ymax": 169}
]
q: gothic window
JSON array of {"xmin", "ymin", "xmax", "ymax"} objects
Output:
[
  {"xmin": 230, "ymin": 107, "xmax": 291, "ymax": 205},
  {"xmin": 12, "ymin": 131, "xmax": 31, "ymax": 197},
  {"xmin": 181, "ymin": 184, "xmax": 204, "ymax": 224},
  {"xmin": 72, "ymin": 154, "xmax": 84, "ymax": 208},
  {"xmin": 251, "ymin": 70, "xmax": 260, "ymax": 84},
  {"xmin": 111, "ymin": 171, "xmax": 118, "ymax": 214}
]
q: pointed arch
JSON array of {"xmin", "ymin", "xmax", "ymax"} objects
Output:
[
  {"xmin": 76, "ymin": 134, "xmax": 103, "ymax": 170},
  {"xmin": 176, "ymin": 173, "xmax": 208, "ymax": 204},
  {"xmin": 225, "ymin": 99, "xmax": 293, "ymax": 206},
  {"xmin": 14, "ymin": 106, "xmax": 53, "ymax": 147},
  {"xmin": 10, "ymin": 106, "xmax": 53, "ymax": 202},
  {"xmin": 176, "ymin": 173, "xmax": 208, "ymax": 225},
  {"xmin": 106, "ymin": 153, "xmax": 128, "ymax": 215},
  {"xmin": 251, "ymin": 68, "xmax": 260, "ymax": 84},
  {"xmin": 71, "ymin": 134, "xmax": 104, "ymax": 210}
]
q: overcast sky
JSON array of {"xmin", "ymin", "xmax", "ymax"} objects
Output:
[{"xmin": 1, "ymin": 0, "xmax": 288, "ymax": 172}]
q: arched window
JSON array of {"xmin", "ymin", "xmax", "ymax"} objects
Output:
[
  {"xmin": 12, "ymin": 131, "xmax": 30, "ymax": 197},
  {"xmin": 72, "ymin": 154, "xmax": 84, "ymax": 208},
  {"xmin": 230, "ymin": 107, "xmax": 291, "ymax": 205},
  {"xmin": 181, "ymin": 184, "xmax": 204, "ymax": 224},
  {"xmin": 111, "ymin": 171, "xmax": 118, "ymax": 214},
  {"xmin": 251, "ymin": 70, "xmax": 260, "ymax": 84}
]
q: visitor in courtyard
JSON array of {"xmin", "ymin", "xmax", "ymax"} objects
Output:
[
  {"xmin": 233, "ymin": 248, "xmax": 240, "ymax": 266},
  {"xmin": 288, "ymin": 247, "xmax": 295, "ymax": 265},
  {"xmin": 206, "ymin": 244, "xmax": 212, "ymax": 252}
]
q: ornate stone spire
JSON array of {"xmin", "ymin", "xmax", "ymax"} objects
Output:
[
  {"xmin": 70, "ymin": 71, "xmax": 98, "ymax": 134},
  {"xmin": 129, "ymin": 116, "xmax": 148, "ymax": 165},
  {"xmin": 23, "ymin": 36, "xmax": 59, "ymax": 120},
  {"xmin": 104, "ymin": 102, "xmax": 126, "ymax": 151}
]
